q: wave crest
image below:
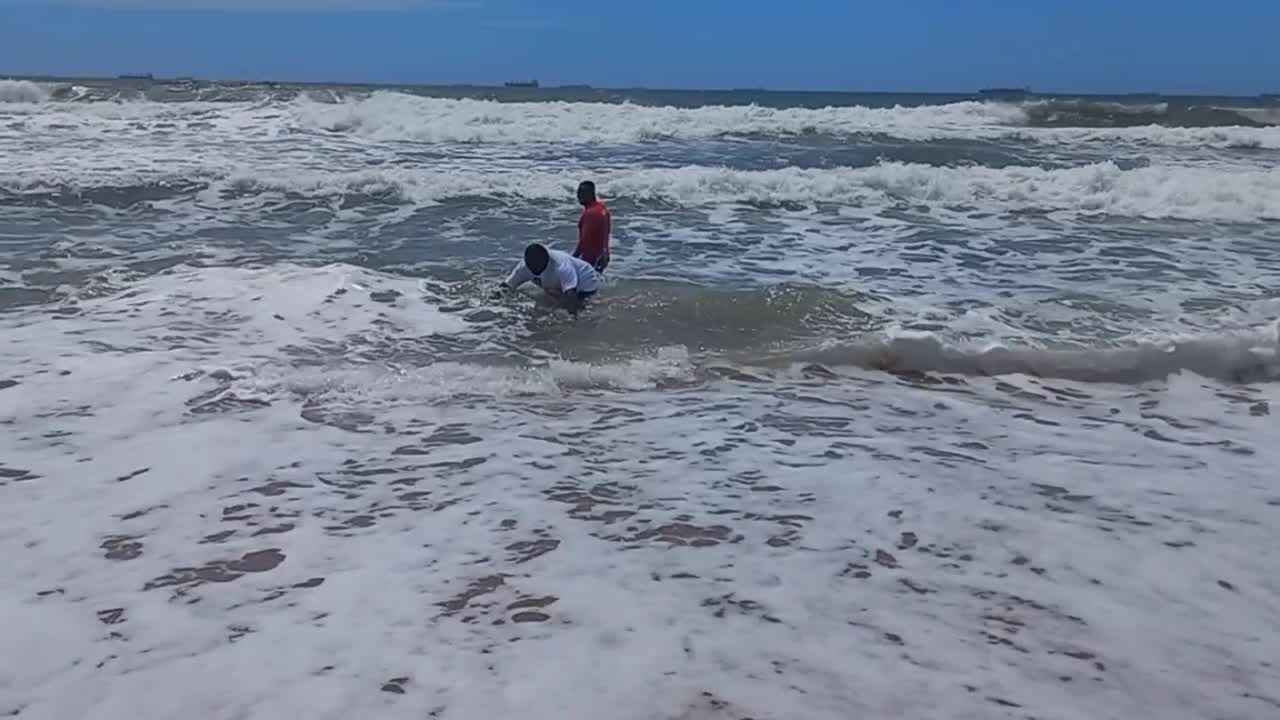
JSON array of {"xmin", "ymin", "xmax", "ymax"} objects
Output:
[
  {"xmin": 0, "ymin": 79, "xmax": 52, "ymax": 103},
  {"xmin": 7, "ymin": 87, "xmax": 1278, "ymax": 148},
  {"xmin": 1022, "ymin": 99, "xmax": 1274, "ymax": 129},
  {"xmin": 280, "ymin": 92, "xmax": 1280, "ymax": 147},
  {"xmin": 770, "ymin": 325, "xmax": 1280, "ymax": 385},
  {"xmin": 7, "ymin": 161, "xmax": 1277, "ymax": 223}
]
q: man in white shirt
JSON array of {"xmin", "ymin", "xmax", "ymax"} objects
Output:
[{"xmin": 498, "ymin": 242, "xmax": 602, "ymax": 315}]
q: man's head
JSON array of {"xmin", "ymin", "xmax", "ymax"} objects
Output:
[
  {"xmin": 576, "ymin": 180, "xmax": 596, "ymax": 207},
  {"xmin": 523, "ymin": 243, "xmax": 550, "ymax": 274}
]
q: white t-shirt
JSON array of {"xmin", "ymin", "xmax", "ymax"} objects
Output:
[{"xmin": 505, "ymin": 248, "xmax": 601, "ymax": 294}]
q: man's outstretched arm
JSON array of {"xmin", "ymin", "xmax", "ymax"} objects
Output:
[{"xmin": 501, "ymin": 262, "xmax": 533, "ymax": 289}]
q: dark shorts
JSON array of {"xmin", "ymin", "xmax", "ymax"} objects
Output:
[{"xmin": 590, "ymin": 255, "xmax": 610, "ymax": 273}]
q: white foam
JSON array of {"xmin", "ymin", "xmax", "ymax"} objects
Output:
[
  {"xmin": 2, "ymin": 320, "xmax": 1277, "ymax": 719},
  {"xmin": 601, "ymin": 161, "xmax": 1280, "ymax": 221},
  {"xmin": 246, "ymin": 345, "xmax": 698, "ymax": 408},
  {"xmin": 0, "ymin": 263, "xmax": 471, "ymax": 419},
  {"xmin": 286, "ymin": 92, "xmax": 1280, "ymax": 149},
  {"xmin": 290, "ymin": 92, "xmax": 1033, "ymax": 143},
  {"xmin": 4, "ymin": 85, "xmax": 1280, "ymax": 720},
  {"xmin": 4, "ymin": 160, "xmax": 1278, "ymax": 224},
  {"xmin": 0, "ymin": 79, "xmax": 50, "ymax": 104},
  {"xmin": 4, "ymin": 91, "xmax": 1278, "ymax": 149}
]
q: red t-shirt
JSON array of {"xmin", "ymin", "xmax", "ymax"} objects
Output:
[{"xmin": 575, "ymin": 200, "xmax": 610, "ymax": 264}]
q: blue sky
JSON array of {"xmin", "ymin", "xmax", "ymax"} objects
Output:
[{"xmin": 0, "ymin": 0, "xmax": 1276, "ymax": 94}]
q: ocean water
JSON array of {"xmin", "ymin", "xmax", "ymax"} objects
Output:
[{"xmin": 2, "ymin": 77, "xmax": 1279, "ymax": 719}]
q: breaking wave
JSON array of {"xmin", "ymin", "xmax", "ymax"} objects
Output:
[
  {"xmin": 1022, "ymin": 99, "xmax": 1274, "ymax": 128},
  {"xmin": 8, "ymin": 261, "xmax": 1279, "ymax": 394},
  {"xmin": 0, "ymin": 79, "xmax": 51, "ymax": 103},
  {"xmin": 286, "ymin": 92, "xmax": 1280, "ymax": 146},
  {"xmin": 220, "ymin": 323, "xmax": 1280, "ymax": 406},
  {"xmin": 5, "ymin": 83, "xmax": 1277, "ymax": 147},
  {"xmin": 6, "ymin": 161, "xmax": 1278, "ymax": 223},
  {"xmin": 765, "ymin": 325, "xmax": 1280, "ymax": 386}
]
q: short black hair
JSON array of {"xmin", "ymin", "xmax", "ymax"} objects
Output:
[
  {"xmin": 523, "ymin": 242, "xmax": 549, "ymax": 271},
  {"xmin": 577, "ymin": 180, "xmax": 596, "ymax": 196}
]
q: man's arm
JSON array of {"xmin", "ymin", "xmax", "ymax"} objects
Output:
[
  {"xmin": 496, "ymin": 262, "xmax": 533, "ymax": 293},
  {"xmin": 555, "ymin": 261, "xmax": 582, "ymax": 315}
]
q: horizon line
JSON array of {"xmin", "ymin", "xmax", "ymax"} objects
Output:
[{"xmin": 3, "ymin": 72, "xmax": 1277, "ymax": 100}]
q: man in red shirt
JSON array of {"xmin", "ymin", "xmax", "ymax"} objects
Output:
[{"xmin": 572, "ymin": 180, "xmax": 611, "ymax": 273}]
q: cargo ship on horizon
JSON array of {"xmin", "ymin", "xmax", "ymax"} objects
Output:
[{"xmin": 504, "ymin": 79, "xmax": 539, "ymax": 88}]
